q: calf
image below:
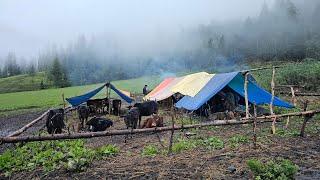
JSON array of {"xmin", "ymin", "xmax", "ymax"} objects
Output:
[
  {"xmin": 77, "ymin": 105, "xmax": 89, "ymax": 127},
  {"xmin": 46, "ymin": 108, "xmax": 65, "ymax": 134},
  {"xmin": 123, "ymin": 107, "xmax": 140, "ymax": 129},
  {"xmin": 133, "ymin": 101, "xmax": 158, "ymax": 127},
  {"xmin": 142, "ymin": 115, "xmax": 164, "ymax": 128},
  {"xmin": 86, "ymin": 117, "xmax": 113, "ymax": 132},
  {"xmin": 112, "ymin": 99, "xmax": 122, "ymax": 116}
]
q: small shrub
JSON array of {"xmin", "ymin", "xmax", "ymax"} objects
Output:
[
  {"xmin": 276, "ymin": 129, "xmax": 300, "ymax": 138},
  {"xmin": 203, "ymin": 136, "xmax": 224, "ymax": 150},
  {"xmin": 229, "ymin": 135, "xmax": 249, "ymax": 148},
  {"xmin": 98, "ymin": 144, "xmax": 119, "ymax": 157},
  {"xmin": 247, "ymin": 158, "xmax": 299, "ymax": 180},
  {"xmin": 142, "ymin": 145, "xmax": 159, "ymax": 157},
  {"xmin": 172, "ymin": 138, "xmax": 197, "ymax": 153}
]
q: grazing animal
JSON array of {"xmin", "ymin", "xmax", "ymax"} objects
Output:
[
  {"xmin": 123, "ymin": 107, "xmax": 140, "ymax": 129},
  {"xmin": 87, "ymin": 98, "xmax": 109, "ymax": 114},
  {"xmin": 209, "ymin": 111, "xmax": 236, "ymax": 120},
  {"xmin": 112, "ymin": 99, "xmax": 122, "ymax": 116},
  {"xmin": 142, "ymin": 115, "xmax": 164, "ymax": 128},
  {"xmin": 86, "ymin": 117, "xmax": 113, "ymax": 132},
  {"xmin": 77, "ymin": 105, "xmax": 89, "ymax": 127},
  {"xmin": 133, "ymin": 101, "xmax": 158, "ymax": 127},
  {"xmin": 46, "ymin": 108, "xmax": 65, "ymax": 134}
]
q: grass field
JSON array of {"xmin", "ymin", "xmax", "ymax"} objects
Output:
[
  {"xmin": 0, "ymin": 72, "xmax": 53, "ymax": 94},
  {"xmin": 0, "ymin": 76, "xmax": 162, "ymax": 117}
]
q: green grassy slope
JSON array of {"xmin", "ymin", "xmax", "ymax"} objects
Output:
[
  {"xmin": 0, "ymin": 75, "xmax": 162, "ymax": 116},
  {"xmin": 0, "ymin": 72, "xmax": 52, "ymax": 94}
]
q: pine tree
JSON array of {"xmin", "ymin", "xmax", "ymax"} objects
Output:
[
  {"xmin": 27, "ymin": 63, "xmax": 36, "ymax": 76},
  {"xmin": 49, "ymin": 57, "xmax": 63, "ymax": 87}
]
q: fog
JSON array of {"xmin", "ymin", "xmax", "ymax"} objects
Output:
[
  {"xmin": 0, "ymin": 0, "xmax": 268, "ymax": 59},
  {"xmin": 1, "ymin": 0, "xmax": 319, "ymax": 85}
]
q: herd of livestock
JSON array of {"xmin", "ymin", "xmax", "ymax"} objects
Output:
[{"xmin": 45, "ymin": 98, "xmax": 162, "ymax": 135}]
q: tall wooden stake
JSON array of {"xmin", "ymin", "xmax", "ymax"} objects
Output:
[
  {"xmin": 300, "ymin": 100, "xmax": 311, "ymax": 137},
  {"xmin": 270, "ymin": 67, "xmax": 276, "ymax": 134},
  {"xmin": 253, "ymin": 103, "xmax": 257, "ymax": 148},
  {"xmin": 62, "ymin": 93, "xmax": 68, "ymax": 123},
  {"xmin": 168, "ymin": 108, "xmax": 175, "ymax": 155},
  {"xmin": 244, "ymin": 72, "xmax": 250, "ymax": 118}
]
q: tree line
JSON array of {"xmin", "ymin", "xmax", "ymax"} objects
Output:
[{"xmin": 1, "ymin": 0, "xmax": 319, "ymax": 87}]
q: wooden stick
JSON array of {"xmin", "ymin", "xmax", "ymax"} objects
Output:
[
  {"xmin": 285, "ymin": 116, "xmax": 290, "ymax": 129},
  {"xmin": 270, "ymin": 67, "xmax": 276, "ymax": 134},
  {"xmin": 168, "ymin": 109, "xmax": 175, "ymax": 155},
  {"xmin": 300, "ymin": 100, "xmax": 312, "ymax": 137},
  {"xmin": 290, "ymin": 86, "xmax": 297, "ymax": 106},
  {"xmin": 253, "ymin": 103, "xmax": 257, "ymax": 148},
  {"xmin": 1, "ymin": 109, "xmax": 319, "ymax": 144},
  {"xmin": 7, "ymin": 110, "xmax": 50, "ymax": 137},
  {"xmin": 278, "ymin": 92, "xmax": 320, "ymax": 97},
  {"xmin": 244, "ymin": 73, "xmax": 250, "ymax": 118},
  {"xmin": 241, "ymin": 66, "xmax": 282, "ymax": 73}
]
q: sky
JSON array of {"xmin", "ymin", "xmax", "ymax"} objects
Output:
[{"xmin": 0, "ymin": 0, "xmax": 272, "ymax": 59}]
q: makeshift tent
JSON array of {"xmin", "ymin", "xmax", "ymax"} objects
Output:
[
  {"xmin": 171, "ymin": 72, "xmax": 214, "ymax": 97},
  {"xmin": 144, "ymin": 77, "xmax": 184, "ymax": 101},
  {"xmin": 66, "ymin": 83, "xmax": 134, "ymax": 107},
  {"xmin": 175, "ymin": 72, "xmax": 293, "ymax": 111}
]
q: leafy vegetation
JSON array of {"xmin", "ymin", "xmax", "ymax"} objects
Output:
[
  {"xmin": 229, "ymin": 135, "xmax": 249, "ymax": 148},
  {"xmin": 0, "ymin": 140, "xmax": 119, "ymax": 176},
  {"xmin": 202, "ymin": 136, "xmax": 224, "ymax": 150},
  {"xmin": 247, "ymin": 158, "xmax": 299, "ymax": 180},
  {"xmin": 172, "ymin": 138, "xmax": 198, "ymax": 153},
  {"xmin": 142, "ymin": 145, "xmax": 159, "ymax": 157}
]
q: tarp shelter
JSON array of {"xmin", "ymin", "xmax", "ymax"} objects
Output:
[
  {"xmin": 66, "ymin": 83, "xmax": 134, "ymax": 107},
  {"xmin": 171, "ymin": 72, "xmax": 214, "ymax": 97},
  {"xmin": 144, "ymin": 77, "xmax": 183, "ymax": 101},
  {"xmin": 175, "ymin": 72, "xmax": 294, "ymax": 111}
]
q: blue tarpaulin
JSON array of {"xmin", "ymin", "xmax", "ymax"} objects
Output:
[
  {"xmin": 66, "ymin": 84, "xmax": 106, "ymax": 107},
  {"xmin": 175, "ymin": 72, "xmax": 293, "ymax": 111},
  {"xmin": 110, "ymin": 84, "xmax": 134, "ymax": 104},
  {"xmin": 66, "ymin": 83, "xmax": 134, "ymax": 107}
]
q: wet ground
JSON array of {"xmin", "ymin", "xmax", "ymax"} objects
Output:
[{"xmin": 1, "ymin": 106, "xmax": 319, "ymax": 179}]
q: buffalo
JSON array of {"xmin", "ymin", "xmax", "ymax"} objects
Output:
[
  {"xmin": 133, "ymin": 101, "xmax": 158, "ymax": 127},
  {"xmin": 123, "ymin": 107, "xmax": 140, "ymax": 129},
  {"xmin": 142, "ymin": 115, "xmax": 164, "ymax": 128},
  {"xmin": 86, "ymin": 117, "xmax": 113, "ymax": 132},
  {"xmin": 112, "ymin": 99, "xmax": 122, "ymax": 116},
  {"xmin": 87, "ymin": 97, "xmax": 109, "ymax": 114},
  {"xmin": 77, "ymin": 105, "xmax": 89, "ymax": 127},
  {"xmin": 46, "ymin": 108, "xmax": 65, "ymax": 134}
]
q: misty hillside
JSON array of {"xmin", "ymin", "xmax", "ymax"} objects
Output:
[{"xmin": 0, "ymin": 0, "xmax": 319, "ymax": 87}]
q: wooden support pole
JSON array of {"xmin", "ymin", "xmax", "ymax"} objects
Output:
[
  {"xmin": 270, "ymin": 66, "xmax": 276, "ymax": 134},
  {"xmin": 253, "ymin": 103, "xmax": 257, "ymax": 148},
  {"xmin": 7, "ymin": 110, "xmax": 50, "ymax": 137},
  {"xmin": 244, "ymin": 73, "xmax": 250, "ymax": 118},
  {"xmin": 290, "ymin": 86, "xmax": 297, "ymax": 106},
  {"xmin": 2, "ymin": 109, "xmax": 319, "ymax": 144},
  {"xmin": 270, "ymin": 66, "xmax": 275, "ymax": 115},
  {"xmin": 285, "ymin": 116, "xmax": 290, "ymax": 129}
]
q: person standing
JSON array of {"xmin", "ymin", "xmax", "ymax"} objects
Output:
[{"xmin": 143, "ymin": 85, "xmax": 148, "ymax": 95}]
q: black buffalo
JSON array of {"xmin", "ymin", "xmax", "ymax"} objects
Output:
[
  {"xmin": 77, "ymin": 105, "xmax": 89, "ymax": 127},
  {"xmin": 133, "ymin": 101, "xmax": 158, "ymax": 127},
  {"xmin": 112, "ymin": 99, "xmax": 122, "ymax": 116},
  {"xmin": 86, "ymin": 117, "xmax": 113, "ymax": 132},
  {"xmin": 46, "ymin": 108, "xmax": 65, "ymax": 134},
  {"xmin": 123, "ymin": 107, "xmax": 140, "ymax": 129}
]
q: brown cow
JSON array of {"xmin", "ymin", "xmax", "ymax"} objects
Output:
[{"xmin": 142, "ymin": 115, "xmax": 164, "ymax": 128}]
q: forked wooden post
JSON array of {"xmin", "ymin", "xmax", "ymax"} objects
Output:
[
  {"xmin": 253, "ymin": 103, "xmax": 257, "ymax": 148},
  {"xmin": 270, "ymin": 66, "xmax": 276, "ymax": 134},
  {"xmin": 244, "ymin": 73, "xmax": 250, "ymax": 118},
  {"xmin": 290, "ymin": 86, "xmax": 297, "ymax": 106}
]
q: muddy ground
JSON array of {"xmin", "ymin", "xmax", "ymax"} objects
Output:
[{"xmin": 1, "ymin": 97, "xmax": 320, "ymax": 179}]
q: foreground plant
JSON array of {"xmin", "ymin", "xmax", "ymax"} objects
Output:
[
  {"xmin": 247, "ymin": 158, "xmax": 299, "ymax": 180},
  {"xmin": 142, "ymin": 145, "xmax": 159, "ymax": 157},
  {"xmin": 0, "ymin": 140, "xmax": 119, "ymax": 176}
]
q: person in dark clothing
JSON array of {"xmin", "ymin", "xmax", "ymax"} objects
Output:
[{"xmin": 143, "ymin": 85, "xmax": 148, "ymax": 95}]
